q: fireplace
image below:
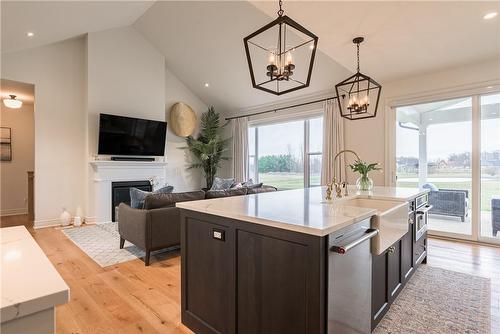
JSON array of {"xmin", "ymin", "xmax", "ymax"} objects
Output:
[{"xmin": 111, "ymin": 180, "xmax": 152, "ymax": 222}]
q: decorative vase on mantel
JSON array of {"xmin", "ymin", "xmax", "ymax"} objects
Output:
[{"xmin": 356, "ymin": 174, "xmax": 374, "ymax": 191}]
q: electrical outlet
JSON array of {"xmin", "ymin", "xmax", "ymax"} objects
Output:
[{"xmin": 212, "ymin": 228, "xmax": 225, "ymax": 241}]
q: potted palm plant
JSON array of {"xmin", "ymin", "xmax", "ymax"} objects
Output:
[
  {"xmin": 349, "ymin": 160, "xmax": 382, "ymax": 191},
  {"xmin": 183, "ymin": 107, "xmax": 230, "ymax": 189}
]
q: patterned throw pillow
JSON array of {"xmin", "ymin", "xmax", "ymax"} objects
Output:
[
  {"xmin": 210, "ymin": 177, "xmax": 235, "ymax": 191},
  {"xmin": 130, "ymin": 185, "xmax": 174, "ymax": 209}
]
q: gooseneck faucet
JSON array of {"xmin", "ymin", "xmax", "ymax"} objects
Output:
[{"xmin": 325, "ymin": 149, "xmax": 361, "ymax": 200}]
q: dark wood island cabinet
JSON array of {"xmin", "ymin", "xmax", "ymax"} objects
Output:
[{"xmin": 177, "ymin": 187, "xmax": 429, "ymax": 334}]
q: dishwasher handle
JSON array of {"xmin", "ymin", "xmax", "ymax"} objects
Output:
[{"xmin": 330, "ymin": 228, "xmax": 379, "ymax": 254}]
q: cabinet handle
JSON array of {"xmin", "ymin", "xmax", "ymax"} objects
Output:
[
  {"xmin": 388, "ymin": 246, "xmax": 396, "ymax": 254},
  {"xmin": 330, "ymin": 229, "xmax": 379, "ymax": 254}
]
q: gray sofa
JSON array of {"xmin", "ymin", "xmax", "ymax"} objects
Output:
[
  {"xmin": 427, "ymin": 188, "xmax": 469, "ymax": 222},
  {"xmin": 118, "ymin": 186, "xmax": 277, "ymax": 265}
]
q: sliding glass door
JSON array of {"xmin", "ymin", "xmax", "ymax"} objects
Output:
[
  {"xmin": 394, "ymin": 90, "xmax": 500, "ymax": 244},
  {"xmin": 396, "ymin": 97, "xmax": 473, "ymax": 238}
]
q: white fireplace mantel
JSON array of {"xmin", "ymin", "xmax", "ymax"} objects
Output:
[{"xmin": 88, "ymin": 160, "xmax": 167, "ymax": 223}]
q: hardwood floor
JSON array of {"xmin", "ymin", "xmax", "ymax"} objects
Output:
[
  {"xmin": 2, "ymin": 215, "xmax": 192, "ymax": 334},
  {"xmin": 2, "ymin": 215, "xmax": 499, "ymax": 333}
]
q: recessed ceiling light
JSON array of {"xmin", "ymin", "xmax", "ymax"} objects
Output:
[
  {"xmin": 204, "ymin": 82, "xmax": 210, "ymax": 88},
  {"xmin": 26, "ymin": 32, "xmax": 35, "ymax": 37},
  {"xmin": 483, "ymin": 12, "xmax": 498, "ymax": 20},
  {"xmin": 487, "ymin": 86, "xmax": 493, "ymax": 89}
]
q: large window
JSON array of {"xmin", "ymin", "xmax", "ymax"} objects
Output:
[{"xmin": 248, "ymin": 116, "xmax": 323, "ymax": 190}]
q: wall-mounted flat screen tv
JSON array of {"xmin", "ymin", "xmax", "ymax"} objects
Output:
[{"xmin": 98, "ymin": 113, "xmax": 167, "ymax": 156}]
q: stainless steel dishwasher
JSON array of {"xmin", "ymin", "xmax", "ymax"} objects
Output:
[{"xmin": 328, "ymin": 219, "xmax": 379, "ymax": 334}]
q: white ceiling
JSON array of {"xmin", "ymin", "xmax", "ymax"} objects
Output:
[
  {"xmin": 251, "ymin": 1, "xmax": 500, "ymax": 82},
  {"xmin": 1, "ymin": 79, "xmax": 35, "ymax": 105},
  {"xmin": 2, "ymin": 1, "xmax": 499, "ymax": 113},
  {"xmin": 1, "ymin": 1, "xmax": 154, "ymax": 53},
  {"xmin": 133, "ymin": 1, "xmax": 351, "ymax": 113}
]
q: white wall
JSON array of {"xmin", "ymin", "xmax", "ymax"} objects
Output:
[
  {"xmin": 165, "ymin": 68, "xmax": 208, "ymax": 190},
  {"xmin": 87, "ymin": 26, "xmax": 207, "ymax": 195},
  {"xmin": 345, "ymin": 58, "xmax": 500, "ymax": 186},
  {"xmin": 0, "ymin": 103, "xmax": 35, "ymax": 215},
  {"xmin": 1, "ymin": 37, "xmax": 87, "ymax": 226},
  {"xmin": 87, "ymin": 26, "xmax": 165, "ymax": 156}
]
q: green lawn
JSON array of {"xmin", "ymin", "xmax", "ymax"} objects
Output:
[{"xmin": 259, "ymin": 173, "xmax": 319, "ymax": 190}]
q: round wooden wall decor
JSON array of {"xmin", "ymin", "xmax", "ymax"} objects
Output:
[{"xmin": 169, "ymin": 102, "xmax": 197, "ymax": 137}]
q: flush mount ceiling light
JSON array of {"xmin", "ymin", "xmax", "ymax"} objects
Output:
[
  {"xmin": 3, "ymin": 95, "xmax": 22, "ymax": 109},
  {"xmin": 26, "ymin": 32, "xmax": 35, "ymax": 37},
  {"xmin": 335, "ymin": 37, "xmax": 381, "ymax": 121},
  {"xmin": 243, "ymin": 0, "xmax": 318, "ymax": 95},
  {"xmin": 483, "ymin": 11, "xmax": 498, "ymax": 20}
]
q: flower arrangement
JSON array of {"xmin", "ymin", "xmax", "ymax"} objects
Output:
[{"xmin": 348, "ymin": 160, "xmax": 382, "ymax": 191}]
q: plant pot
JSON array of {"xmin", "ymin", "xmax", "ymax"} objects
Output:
[{"xmin": 356, "ymin": 175, "xmax": 373, "ymax": 191}]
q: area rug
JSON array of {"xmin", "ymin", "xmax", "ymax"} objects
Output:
[
  {"xmin": 62, "ymin": 222, "xmax": 178, "ymax": 267},
  {"xmin": 374, "ymin": 265, "xmax": 491, "ymax": 334}
]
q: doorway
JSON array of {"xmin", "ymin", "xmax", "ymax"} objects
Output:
[
  {"xmin": 0, "ymin": 79, "xmax": 35, "ymax": 228},
  {"xmin": 393, "ymin": 91, "xmax": 500, "ymax": 244}
]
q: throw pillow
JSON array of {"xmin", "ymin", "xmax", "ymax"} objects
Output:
[
  {"xmin": 244, "ymin": 178, "xmax": 255, "ymax": 186},
  {"xmin": 422, "ymin": 183, "xmax": 438, "ymax": 192},
  {"xmin": 130, "ymin": 185, "xmax": 174, "ymax": 209},
  {"xmin": 246, "ymin": 182, "xmax": 263, "ymax": 189},
  {"xmin": 210, "ymin": 177, "xmax": 235, "ymax": 190}
]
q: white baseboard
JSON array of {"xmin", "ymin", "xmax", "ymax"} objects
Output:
[
  {"xmin": 0, "ymin": 208, "xmax": 28, "ymax": 217},
  {"xmin": 33, "ymin": 218, "xmax": 61, "ymax": 229}
]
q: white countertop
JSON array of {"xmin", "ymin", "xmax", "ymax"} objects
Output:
[
  {"xmin": 1, "ymin": 226, "xmax": 69, "ymax": 323},
  {"xmin": 177, "ymin": 186, "xmax": 428, "ymax": 236}
]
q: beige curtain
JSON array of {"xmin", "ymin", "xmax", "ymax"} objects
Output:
[
  {"xmin": 321, "ymin": 100, "xmax": 345, "ymax": 185},
  {"xmin": 232, "ymin": 117, "xmax": 249, "ymax": 182}
]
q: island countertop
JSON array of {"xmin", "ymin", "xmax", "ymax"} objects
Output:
[
  {"xmin": 176, "ymin": 185, "xmax": 428, "ymax": 236},
  {"xmin": 1, "ymin": 226, "xmax": 69, "ymax": 323}
]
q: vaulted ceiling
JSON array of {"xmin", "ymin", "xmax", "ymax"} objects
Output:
[{"xmin": 2, "ymin": 1, "xmax": 499, "ymax": 114}]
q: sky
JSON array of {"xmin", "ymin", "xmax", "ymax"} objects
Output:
[
  {"xmin": 249, "ymin": 117, "xmax": 323, "ymax": 157},
  {"xmin": 396, "ymin": 94, "xmax": 500, "ymax": 161}
]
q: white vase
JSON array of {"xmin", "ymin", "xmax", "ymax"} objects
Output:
[
  {"xmin": 59, "ymin": 209, "xmax": 71, "ymax": 226},
  {"xmin": 356, "ymin": 175, "xmax": 374, "ymax": 191},
  {"xmin": 73, "ymin": 216, "xmax": 82, "ymax": 227}
]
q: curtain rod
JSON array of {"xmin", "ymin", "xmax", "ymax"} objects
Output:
[{"xmin": 225, "ymin": 95, "xmax": 339, "ymax": 121}]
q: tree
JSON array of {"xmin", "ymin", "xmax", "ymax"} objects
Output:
[{"xmin": 183, "ymin": 107, "xmax": 230, "ymax": 189}]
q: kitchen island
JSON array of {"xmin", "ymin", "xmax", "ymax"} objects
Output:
[
  {"xmin": 1, "ymin": 226, "xmax": 69, "ymax": 334},
  {"xmin": 177, "ymin": 186, "xmax": 428, "ymax": 334}
]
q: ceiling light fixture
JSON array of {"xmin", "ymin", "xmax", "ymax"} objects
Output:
[
  {"xmin": 335, "ymin": 37, "xmax": 381, "ymax": 120},
  {"xmin": 243, "ymin": 0, "xmax": 318, "ymax": 95},
  {"xmin": 26, "ymin": 32, "xmax": 35, "ymax": 37},
  {"xmin": 483, "ymin": 12, "xmax": 498, "ymax": 20},
  {"xmin": 204, "ymin": 82, "xmax": 210, "ymax": 88},
  {"xmin": 3, "ymin": 95, "xmax": 22, "ymax": 109}
]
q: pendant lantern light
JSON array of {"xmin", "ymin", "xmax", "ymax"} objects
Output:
[
  {"xmin": 335, "ymin": 37, "xmax": 381, "ymax": 120},
  {"xmin": 243, "ymin": 0, "xmax": 318, "ymax": 95}
]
